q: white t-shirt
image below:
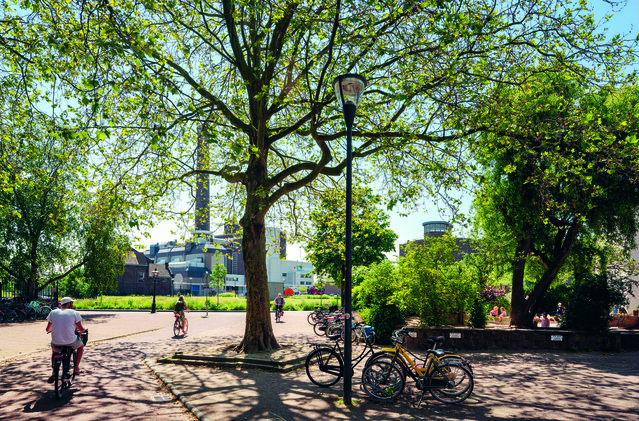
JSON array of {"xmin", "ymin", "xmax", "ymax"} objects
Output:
[{"xmin": 47, "ymin": 308, "xmax": 82, "ymax": 345}]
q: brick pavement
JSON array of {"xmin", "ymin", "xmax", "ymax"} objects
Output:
[{"xmin": 2, "ymin": 311, "xmax": 639, "ymax": 421}]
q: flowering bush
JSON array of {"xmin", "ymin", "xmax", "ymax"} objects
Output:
[{"xmin": 479, "ymin": 285, "xmax": 506, "ymax": 302}]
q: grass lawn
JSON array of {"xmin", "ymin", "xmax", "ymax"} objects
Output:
[{"xmin": 74, "ymin": 294, "xmax": 342, "ymax": 311}]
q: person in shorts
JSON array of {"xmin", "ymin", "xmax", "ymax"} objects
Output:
[
  {"xmin": 46, "ymin": 296, "xmax": 87, "ymax": 382},
  {"xmin": 174, "ymin": 295, "xmax": 189, "ymax": 332}
]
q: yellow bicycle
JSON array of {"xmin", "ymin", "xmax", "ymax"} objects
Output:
[{"xmin": 361, "ymin": 327, "xmax": 474, "ymax": 405}]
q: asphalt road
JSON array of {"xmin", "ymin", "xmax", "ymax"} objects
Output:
[{"xmin": 0, "ymin": 310, "xmax": 312, "ymax": 421}]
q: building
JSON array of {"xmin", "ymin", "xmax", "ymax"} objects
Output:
[
  {"xmin": 398, "ymin": 221, "xmax": 477, "ymax": 260},
  {"xmin": 115, "ymin": 249, "xmax": 171, "ymax": 296},
  {"xmin": 142, "ymin": 225, "xmax": 314, "ymax": 298}
]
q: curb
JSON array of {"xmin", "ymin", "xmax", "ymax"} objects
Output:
[
  {"xmin": 157, "ymin": 353, "xmax": 307, "ymax": 373},
  {"xmin": 145, "ymin": 357, "xmax": 213, "ymax": 421}
]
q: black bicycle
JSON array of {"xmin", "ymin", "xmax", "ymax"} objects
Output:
[
  {"xmin": 305, "ymin": 324, "xmax": 376, "ymax": 387},
  {"xmin": 52, "ymin": 330, "xmax": 88, "ymax": 399},
  {"xmin": 275, "ymin": 306, "xmax": 283, "ymax": 323}
]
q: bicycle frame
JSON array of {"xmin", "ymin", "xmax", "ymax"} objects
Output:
[{"xmin": 307, "ymin": 326, "xmax": 376, "ymax": 380}]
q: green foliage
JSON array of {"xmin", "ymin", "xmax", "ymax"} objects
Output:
[
  {"xmin": 304, "ymin": 187, "xmax": 398, "ymax": 288},
  {"xmin": 10, "ymin": 0, "xmax": 636, "ymax": 349},
  {"xmin": 469, "ymin": 73, "xmax": 639, "ymax": 325},
  {"xmin": 562, "ymin": 273, "xmax": 612, "ymax": 334},
  {"xmin": 209, "ymin": 257, "xmax": 228, "ymax": 305},
  {"xmin": 395, "ymin": 235, "xmax": 476, "ymax": 326},
  {"xmin": 58, "ymin": 268, "xmax": 112, "ymax": 299},
  {"xmin": 353, "ymin": 260, "xmax": 397, "ymax": 310},
  {"xmin": 73, "ymin": 294, "xmax": 341, "ymax": 311},
  {"xmin": 468, "ymin": 298, "xmax": 487, "ymax": 328}
]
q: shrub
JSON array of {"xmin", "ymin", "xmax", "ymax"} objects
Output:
[
  {"xmin": 365, "ymin": 304, "xmax": 404, "ymax": 344},
  {"xmin": 468, "ymin": 298, "xmax": 487, "ymax": 328},
  {"xmin": 563, "ymin": 272, "xmax": 611, "ymax": 333}
]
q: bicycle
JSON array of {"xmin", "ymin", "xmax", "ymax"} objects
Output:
[
  {"xmin": 173, "ymin": 312, "xmax": 189, "ymax": 336},
  {"xmin": 364, "ymin": 328, "xmax": 472, "ymax": 375},
  {"xmin": 307, "ymin": 305, "xmax": 329, "ymax": 325},
  {"xmin": 51, "ymin": 330, "xmax": 88, "ymax": 399},
  {"xmin": 275, "ymin": 306, "xmax": 284, "ymax": 323},
  {"xmin": 361, "ymin": 328, "xmax": 474, "ymax": 406},
  {"xmin": 305, "ymin": 324, "xmax": 376, "ymax": 387}
]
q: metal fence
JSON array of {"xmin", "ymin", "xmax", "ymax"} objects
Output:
[{"xmin": 1, "ymin": 282, "xmax": 54, "ymax": 302}]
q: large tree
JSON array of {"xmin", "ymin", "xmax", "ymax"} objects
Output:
[
  {"xmin": 14, "ymin": 0, "xmax": 635, "ymax": 351},
  {"xmin": 304, "ymin": 186, "xmax": 397, "ymax": 294},
  {"xmin": 0, "ymin": 122, "xmax": 130, "ymax": 300},
  {"xmin": 470, "ymin": 71, "xmax": 639, "ymax": 327}
]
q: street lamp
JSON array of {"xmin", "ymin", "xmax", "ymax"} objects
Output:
[
  {"xmin": 332, "ymin": 73, "xmax": 367, "ymax": 405},
  {"xmin": 151, "ymin": 267, "xmax": 159, "ymax": 314}
]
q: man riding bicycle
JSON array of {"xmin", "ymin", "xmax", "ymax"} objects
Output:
[
  {"xmin": 46, "ymin": 296, "xmax": 87, "ymax": 383},
  {"xmin": 274, "ymin": 293, "xmax": 285, "ymax": 322},
  {"xmin": 174, "ymin": 295, "xmax": 189, "ymax": 333}
]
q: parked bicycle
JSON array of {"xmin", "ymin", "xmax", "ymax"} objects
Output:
[
  {"xmin": 364, "ymin": 328, "xmax": 472, "ymax": 375},
  {"xmin": 51, "ymin": 330, "xmax": 89, "ymax": 399},
  {"xmin": 307, "ymin": 305, "xmax": 330, "ymax": 325},
  {"xmin": 361, "ymin": 327, "xmax": 474, "ymax": 406},
  {"xmin": 174, "ymin": 312, "xmax": 189, "ymax": 336},
  {"xmin": 305, "ymin": 324, "xmax": 376, "ymax": 387}
]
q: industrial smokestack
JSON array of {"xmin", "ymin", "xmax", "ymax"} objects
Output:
[{"xmin": 195, "ymin": 125, "xmax": 210, "ymax": 233}]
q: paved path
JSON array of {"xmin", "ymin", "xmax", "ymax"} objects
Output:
[{"xmin": 2, "ymin": 311, "xmax": 639, "ymax": 421}]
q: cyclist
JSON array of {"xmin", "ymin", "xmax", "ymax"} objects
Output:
[
  {"xmin": 45, "ymin": 297, "xmax": 87, "ymax": 383},
  {"xmin": 174, "ymin": 295, "xmax": 189, "ymax": 332},
  {"xmin": 274, "ymin": 293, "xmax": 285, "ymax": 322}
]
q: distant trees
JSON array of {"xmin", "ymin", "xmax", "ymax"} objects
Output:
[{"xmin": 304, "ymin": 187, "xmax": 397, "ymax": 295}]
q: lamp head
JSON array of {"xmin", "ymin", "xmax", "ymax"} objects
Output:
[{"xmin": 333, "ymin": 74, "xmax": 367, "ymax": 109}]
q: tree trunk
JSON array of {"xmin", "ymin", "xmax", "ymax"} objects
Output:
[
  {"xmin": 509, "ymin": 236, "xmax": 534, "ymax": 328},
  {"xmin": 234, "ymin": 214, "xmax": 279, "ymax": 353},
  {"xmin": 510, "ymin": 224, "xmax": 581, "ymax": 328}
]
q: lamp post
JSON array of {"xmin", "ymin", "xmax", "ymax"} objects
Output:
[
  {"xmin": 332, "ymin": 73, "xmax": 367, "ymax": 405},
  {"xmin": 151, "ymin": 267, "xmax": 159, "ymax": 314}
]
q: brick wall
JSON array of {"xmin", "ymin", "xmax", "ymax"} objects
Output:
[{"xmin": 405, "ymin": 327, "xmax": 639, "ymax": 352}]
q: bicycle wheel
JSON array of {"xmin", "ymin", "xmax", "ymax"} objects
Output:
[
  {"xmin": 39, "ymin": 306, "xmax": 51, "ymax": 320},
  {"xmin": 440, "ymin": 356, "xmax": 474, "ymax": 375},
  {"xmin": 305, "ymin": 348, "xmax": 343, "ymax": 387},
  {"xmin": 429, "ymin": 364, "xmax": 474, "ymax": 404},
  {"xmin": 364, "ymin": 352, "xmax": 409, "ymax": 381},
  {"xmin": 325, "ymin": 321, "xmax": 343, "ymax": 340},
  {"xmin": 307, "ymin": 312, "xmax": 318, "ymax": 325},
  {"xmin": 313, "ymin": 321, "xmax": 327, "ymax": 337},
  {"xmin": 53, "ymin": 359, "xmax": 63, "ymax": 399},
  {"xmin": 361, "ymin": 361, "xmax": 405, "ymax": 402},
  {"xmin": 173, "ymin": 319, "xmax": 181, "ymax": 336},
  {"xmin": 4, "ymin": 310, "xmax": 15, "ymax": 323},
  {"xmin": 14, "ymin": 310, "xmax": 24, "ymax": 322},
  {"xmin": 182, "ymin": 318, "xmax": 189, "ymax": 334},
  {"xmin": 25, "ymin": 307, "xmax": 37, "ymax": 320}
]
